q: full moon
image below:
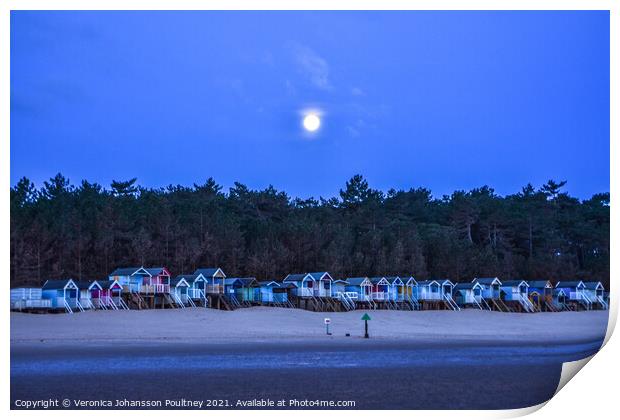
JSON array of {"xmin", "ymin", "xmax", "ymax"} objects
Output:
[{"xmin": 303, "ymin": 114, "xmax": 321, "ymax": 132}]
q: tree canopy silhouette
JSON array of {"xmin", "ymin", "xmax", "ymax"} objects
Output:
[{"xmin": 10, "ymin": 174, "xmax": 610, "ymax": 288}]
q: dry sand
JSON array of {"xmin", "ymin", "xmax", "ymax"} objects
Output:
[{"xmin": 10, "ymin": 307, "xmax": 609, "ymax": 347}]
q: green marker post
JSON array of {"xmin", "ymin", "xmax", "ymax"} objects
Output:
[{"xmin": 361, "ymin": 313, "xmax": 371, "ymax": 338}]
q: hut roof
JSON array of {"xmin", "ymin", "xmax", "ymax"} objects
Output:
[
  {"xmin": 170, "ymin": 277, "xmax": 190, "ymax": 287},
  {"xmin": 74, "ymin": 280, "xmax": 101, "ymax": 290},
  {"xmin": 110, "ymin": 267, "xmax": 145, "ymax": 276},
  {"xmin": 225, "ymin": 277, "xmax": 258, "ymax": 287},
  {"xmin": 502, "ymin": 280, "xmax": 529, "ymax": 287},
  {"xmin": 528, "ymin": 280, "xmax": 552, "ymax": 288},
  {"xmin": 345, "ymin": 277, "xmax": 370, "ymax": 286},
  {"xmin": 175, "ymin": 274, "xmax": 197, "ymax": 282},
  {"xmin": 417, "ymin": 280, "xmax": 439, "ymax": 287},
  {"xmin": 283, "ymin": 273, "xmax": 307, "ymax": 282},
  {"xmin": 144, "ymin": 267, "xmax": 168, "ymax": 276},
  {"xmin": 474, "ymin": 277, "xmax": 501, "ymax": 286},
  {"xmin": 584, "ymin": 281, "xmax": 604, "ymax": 290},
  {"xmin": 42, "ymin": 279, "xmax": 77, "ymax": 290},
  {"xmin": 454, "ymin": 282, "xmax": 481, "ymax": 290},
  {"xmin": 258, "ymin": 280, "xmax": 280, "ymax": 286},
  {"xmin": 194, "ymin": 268, "xmax": 226, "ymax": 278},
  {"xmin": 556, "ymin": 280, "xmax": 585, "ymax": 288},
  {"xmin": 98, "ymin": 280, "xmax": 113, "ymax": 289},
  {"xmin": 308, "ymin": 272, "xmax": 332, "ymax": 281}
]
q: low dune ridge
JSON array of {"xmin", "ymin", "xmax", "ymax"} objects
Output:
[{"xmin": 10, "ymin": 307, "xmax": 609, "ymax": 347}]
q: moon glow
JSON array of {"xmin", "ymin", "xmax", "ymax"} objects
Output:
[{"xmin": 303, "ymin": 113, "xmax": 321, "ymax": 132}]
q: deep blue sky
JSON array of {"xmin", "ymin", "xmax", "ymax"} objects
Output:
[{"xmin": 11, "ymin": 11, "xmax": 609, "ymax": 199}]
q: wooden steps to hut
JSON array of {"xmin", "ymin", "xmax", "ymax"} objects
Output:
[
  {"xmin": 487, "ymin": 298, "xmax": 512, "ymax": 312},
  {"xmin": 208, "ymin": 293, "xmax": 233, "ymax": 311},
  {"xmin": 163, "ymin": 293, "xmax": 178, "ymax": 309},
  {"xmin": 126, "ymin": 292, "xmax": 147, "ymax": 310}
]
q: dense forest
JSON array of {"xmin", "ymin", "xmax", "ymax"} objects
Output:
[{"xmin": 10, "ymin": 174, "xmax": 610, "ymax": 288}]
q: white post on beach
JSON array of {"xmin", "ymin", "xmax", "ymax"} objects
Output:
[{"xmin": 324, "ymin": 318, "xmax": 331, "ymax": 335}]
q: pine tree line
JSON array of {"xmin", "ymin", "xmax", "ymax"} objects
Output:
[{"xmin": 10, "ymin": 174, "xmax": 610, "ymax": 288}]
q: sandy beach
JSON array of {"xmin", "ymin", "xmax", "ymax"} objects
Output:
[
  {"xmin": 11, "ymin": 308, "xmax": 610, "ymax": 409},
  {"xmin": 10, "ymin": 307, "xmax": 609, "ymax": 346}
]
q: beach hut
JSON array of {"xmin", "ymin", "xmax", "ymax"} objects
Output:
[
  {"xmin": 194, "ymin": 268, "xmax": 227, "ymax": 294},
  {"xmin": 398, "ymin": 276, "xmax": 420, "ymax": 309},
  {"xmin": 454, "ymin": 282, "xmax": 488, "ymax": 310},
  {"xmin": 42, "ymin": 279, "xmax": 81, "ymax": 313},
  {"xmin": 417, "ymin": 280, "xmax": 441, "ymax": 302},
  {"xmin": 10, "ymin": 288, "xmax": 51, "ymax": 311},
  {"xmin": 583, "ymin": 282, "xmax": 607, "ymax": 310},
  {"xmin": 555, "ymin": 281, "xmax": 591, "ymax": 310},
  {"xmin": 474, "ymin": 277, "xmax": 502, "ymax": 300},
  {"xmin": 258, "ymin": 280, "xmax": 280, "ymax": 304},
  {"xmin": 223, "ymin": 277, "xmax": 258, "ymax": 307},
  {"xmin": 527, "ymin": 280, "xmax": 555, "ymax": 311},
  {"xmin": 173, "ymin": 273, "xmax": 208, "ymax": 305},
  {"xmin": 75, "ymin": 280, "xmax": 102, "ymax": 309},
  {"xmin": 331, "ymin": 279, "xmax": 349, "ymax": 297},
  {"xmin": 308, "ymin": 272, "xmax": 334, "ymax": 297},
  {"xmin": 143, "ymin": 267, "xmax": 172, "ymax": 294},
  {"xmin": 109, "ymin": 267, "xmax": 152, "ymax": 292},
  {"xmin": 231, "ymin": 277, "xmax": 260, "ymax": 305},
  {"xmin": 385, "ymin": 277, "xmax": 404, "ymax": 301},
  {"xmin": 345, "ymin": 277, "xmax": 373, "ymax": 305},
  {"xmin": 401, "ymin": 276, "xmax": 417, "ymax": 295},
  {"xmin": 273, "ymin": 283, "xmax": 296, "ymax": 307},
  {"xmin": 369, "ymin": 277, "xmax": 391, "ymax": 303},
  {"xmin": 329, "ymin": 279, "xmax": 355, "ymax": 310},
  {"xmin": 96, "ymin": 280, "xmax": 128, "ymax": 310},
  {"xmin": 170, "ymin": 276, "xmax": 192, "ymax": 307},
  {"xmin": 400, "ymin": 276, "xmax": 419, "ymax": 305},
  {"xmin": 283, "ymin": 272, "xmax": 333, "ymax": 298},
  {"xmin": 553, "ymin": 288, "xmax": 569, "ymax": 310},
  {"xmin": 500, "ymin": 280, "xmax": 535, "ymax": 312},
  {"xmin": 258, "ymin": 281, "xmax": 295, "ymax": 307},
  {"xmin": 438, "ymin": 280, "xmax": 460, "ymax": 310},
  {"xmin": 474, "ymin": 277, "xmax": 511, "ymax": 311}
]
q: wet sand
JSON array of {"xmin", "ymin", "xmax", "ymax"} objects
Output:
[{"xmin": 11, "ymin": 339, "xmax": 603, "ymax": 409}]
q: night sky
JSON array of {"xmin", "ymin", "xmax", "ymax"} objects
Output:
[{"xmin": 10, "ymin": 11, "xmax": 609, "ymax": 199}]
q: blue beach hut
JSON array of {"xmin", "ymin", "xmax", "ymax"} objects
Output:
[
  {"xmin": 454, "ymin": 282, "xmax": 488, "ymax": 310},
  {"xmin": 344, "ymin": 277, "xmax": 372, "ymax": 302},
  {"xmin": 474, "ymin": 277, "xmax": 502, "ymax": 300},
  {"xmin": 170, "ymin": 276, "xmax": 192, "ymax": 307},
  {"xmin": 500, "ymin": 280, "xmax": 535, "ymax": 312},
  {"xmin": 527, "ymin": 280, "xmax": 554, "ymax": 311},
  {"xmin": 583, "ymin": 282, "xmax": 608, "ymax": 309},
  {"xmin": 258, "ymin": 280, "xmax": 280, "ymax": 304},
  {"xmin": 283, "ymin": 272, "xmax": 333, "ymax": 298},
  {"xmin": 385, "ymin": 277, "xmax": 404, "ymax": 301},
  {"xmin": 42, "ymin": 279, "xmax": 81, "ymax": 313},
  {"xmin": 553, "ymin": 288, "xmax": 569, "ymax": 310},
  {"xmin": 109, "ymin": 267, "xmax": 151, "ymax": 293},
  {"xmin": 417, "ymin": 280, "xmax": 441, "ymax": 302},
  {"xmin": 556, "ymin": 281, "xmax": 591, "ymax": 310},
  {"xmin": 331, "ymin": 279, "xmax": 349, "ymax": 297},
  {"xmin": 258, "ymin": 281, "xmax": 294, "ymax": 306},
  {"xmin": 194, "ymin": 268, "xmax": 227, "ymax": 294}
]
